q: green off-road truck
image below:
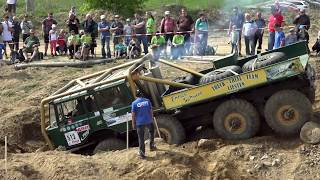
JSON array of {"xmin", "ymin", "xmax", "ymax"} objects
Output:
[{"xmin": 40, "ymin": 41, "xmax": 315, "ymax": 154}]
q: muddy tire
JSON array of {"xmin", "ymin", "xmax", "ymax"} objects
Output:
[
  {"xmin": 155, "ymin": 115, "xmax": 186, "ymax": 144},
  {"xmin": 213, "ymin": 99, "xmax": 260, "ymax": 140},
  {"xmin": 199, "ymin": 65, "xmax": 242, "ymax": 84},
  {"xmin": 300, "ymin": 121, "xmax": 320, "ymax": 144},
  {"xmin": 242, "ymin": 52, "xmax": 286, "ymax": 72},
  {"xmin": 93, "ymin": 138, "xmax": 126, "ymax": 154},
  {"xmin": 264, "ymin": 90, "xmax": 312, "ymax": 135}
]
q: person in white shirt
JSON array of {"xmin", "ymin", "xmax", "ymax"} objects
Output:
[
  {"xmin": 2, "ymin": 15, "xmax": 14, "ymax": 59},
  {"xmin": 242, "ymin": 13, "xmax": 257, "ymax": 56}
]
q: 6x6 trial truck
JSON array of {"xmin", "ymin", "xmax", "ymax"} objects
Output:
[{"xmin": 40, "ymin": 41, "xmax": 315, "ymax": 154}]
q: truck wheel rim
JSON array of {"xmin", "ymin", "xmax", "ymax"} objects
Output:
[
  {"xmin": 158, "ymin": 128, "xmax": 172, "ymax": 143},
  {"xmin": 276, "ymin": 105, "xmax": 299, "ymax": 125},
  {"xmin": 224, "ymin": 113, "xmax": 247, "ymax": 134}
]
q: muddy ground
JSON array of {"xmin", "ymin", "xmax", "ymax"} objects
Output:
[{"xmin": 0, "ymin": 27, "xmax": 320, "ymax": 180}]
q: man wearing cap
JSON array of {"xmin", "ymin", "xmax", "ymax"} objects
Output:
[
  {"xmin": 42, "ymin": 12, "xmax": 57, "ymax": 56},
  {"xmin": 131, "ymin": 90, "xmax": 156, "ymax": 159},
  {"xmin": 160, "ymin": 11, "xmax": 176, "ymax": 56},
  {"xmin": 133, "ymin": 13, "xmax": 148, "ymax": 55},
  {"xmin": 23, "ymin": 29, "xmax": 40, "ymax": 62},
  {"xmin": 293, "ymin": 9, "xmax": 310, "ymax": 31},
  {"xmin": 98, "ymin": 15, "xmax": 111, "ymax": 58},
  {"xmin": 111, "ymin": 15, "xmax": 124, "ymax": 56}
]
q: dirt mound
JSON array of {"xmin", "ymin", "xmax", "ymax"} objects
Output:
[{"xmin": 1, "ymin": 137, "xmax": 319, "ymax": 179}]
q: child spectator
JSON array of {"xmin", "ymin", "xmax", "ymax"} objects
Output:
[
  {"xmin": 57, "ymin": 29, "xmax": 67, "ymax": 55},
  {"xmin": 123, "ymin": 18, "xmax": 132, "ymax": 46},
  {"xmin": 312, "ymin": 31, "xmax": 320, "ymax": 55},
  {"xmin": 115, "ymin": 38, "xmax": 127, "ymax": 59},
  {"xmin": 20, "ymin": 14, "xmax": 33, "ymax": 42},
  {"xmin": 171, "ymin": 32, "xmax": 185, "ymax": 60},
  {"xmin": 80, "ymin": 30, "xmax": 92, "ymax": 60},
  {"xmin": 67, "ymin": 30, "xmax": 81, "ymax": 59},
  {"xmin": 285, "ymin": 28, "xmax": 297, "ymax": 46},
  {"xmin": 69, "ymin": 6, "xmax": 76, "ymax": 17},
  {"xmin": 230, "ymin": 25, "xmax": 239, "ymax": 55},
  {"xmin": 150, "ymin": 31, "xmax": 166, "ymax": 63},
  {"xmin": 273, "ymin": 23, "xmax": 285, "ymax": 49},
  {"xmin": 127, "ymin": 37, "xmax": 141, "ymax": 59},
  {"xmin": 49, "ymin": 24, "xmax": 58, "ymax": 56}
]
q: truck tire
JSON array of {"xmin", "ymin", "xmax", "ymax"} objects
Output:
[
  {"xmin": 264, "ymin": 90, "xmax": 312, "ymax": 135},
  {"xmin": 242, "ymin": 52, "xmax": 286, "ymax": 72},
  {"xmin": 93, "ymin": 138, "xmax": 126, "ymax": 154},
  {"xmin": 213, "ymin": 99, "xmax": 260, "ymax": 140},
  {"xmin": 199, "ymin": 65, "xmax": 242, "ymax": 84},
  {"xmin": 155, "ymin": 115, "xmax": 186, "ymax": 144}
]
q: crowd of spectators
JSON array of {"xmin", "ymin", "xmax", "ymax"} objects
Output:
[{"xmin": 0, "ymin": 0, "xmax": 319, "ymax": 66}]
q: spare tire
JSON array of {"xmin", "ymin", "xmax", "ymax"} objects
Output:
[
  {"xmin": 199, "ymin": 65, "xmax": 242, "ymax": 84},
  {"xmin": 242, "ymin": 52, "xmax": 287, "ymax": 72}
]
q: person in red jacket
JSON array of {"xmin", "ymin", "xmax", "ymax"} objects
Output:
[{"xmin": 268, "ymin": 6, "xmax": 284, "ymax": 50}]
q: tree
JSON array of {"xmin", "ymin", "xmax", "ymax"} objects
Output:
[{"xmin": 82, "ymin": 0, "xmax": 147, "ymax": 17}]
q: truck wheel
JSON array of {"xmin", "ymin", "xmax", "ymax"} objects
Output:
[
  {"xmin": 213, "ymin": 99, "xmax": 260, "ymax": 140},
  {"xmin": 242, "ymin": 52, "xmax": 286, "ymax": 72},
  {"xmin": 199, "ymin": 65, "xmax": 242, "ymax": 84},
  {"xmin": 264, "ymin": 90, "xmax": 312, "ymax": 135},
  {"xmin": 155, "ymin": 115, "xmax": 186, "ymax": 144},
  {"xmin": 93, "ymin": 138, "xmax": 126, "ymax": 154}
]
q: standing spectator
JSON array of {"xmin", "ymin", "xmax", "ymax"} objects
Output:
[
  {"xmin": 253, "ymin": 12, "xmax": 266, "ymax": 54},
  {"xmin": 131, "ymin": 90, "xmax": 156, "ymax": 159},
  {"xmin": 22, "ymin": 29, "xmax": 40, "ymax": 62},
  {"xmin": 98, "ymin": 15, "xmax": 111, "ymax": 58},
  {"xmin": 2, "ymin": 15, "xmax": 14, "ymax": 59},
  {"xmin": 110, "ymin": 15, "xmax": 124, "ymax": 56},
  {"xmin": 146, "ymin": 12, "xmax": 155, "ymax": 44},
  {"xmin": 160, "ymin": 11, "xmax": 176, "ymax": 54},
  {"xmin": 0, "ymin": 23, "xmax": 4, "ymax": 63},
  {"xmin": 12, "ymin": 16, "xmax": 20, "ymax": 51},
  {"xmin": 230, "ymin": 25, "xmax": 239, "ymax": 55},
  {"xmin": 273, "ymin": 23, "xmax": 285, "ymax": 49},
  {"xmin": 6, "ymin": 0, "xmax": 16, "ymax": 18},
  {"xmin": 42, "ymin": 12, "xmax": 58, "ymax": 56},
  {"xmin": 242, "ymin": 13, "xmax": 257, "ymax": 56},
  {"xmin": 293, "ymin": 9, "xmax": 310, "ymax": 31},
  {"xmin": 285, "ymin": 28, "xmax": 298, "ymax": 46},
  {"xmin": 177, "ymin": 8, "xmax": 194, "ymax": 55},
  {"xmin": 66, "ymin": 14, "xmax": 80, "ymax": 34},
  {"xmin": 194, "ymin": 13, "xmax": 209, "ymax": 55},
  {"xmin": 67, "ymin": 30, "xmax": 80, "ymax": 59},
  {"xmin": 123, "ymin": 18, "xmax": 132, "ymax": 46},
  {"xmin": 25, "ymin": 0, "xmax": 35, "ymax": 16},
  {"xmin": 49, "ymin": 24, "xmax": 58, "ymax": 56},
  {"xmin": 171, "ymin": 32, "xmax": 185, "ymax": 60},
  {"xmin": 82, "ymin": 13, "xmax": 98, "ymax": 56},
  {"xmin": 150, "ymin": 31, "xmax": 165, "ymax": 63},
  {"xmin": 229, "ymin": 7, "xmax": 244, "ymax": 56},
  {"xmin": 21, "ymin": 14, "xmax": 33, "ymax": 42},
  {"xmin": 268, "ymin": 7, "xmax": 283, "ymax": 50},
  {"xmin": 133, "ymin": 13, "xmax": 148, "ymax": 55}
]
